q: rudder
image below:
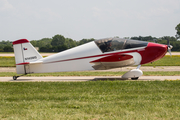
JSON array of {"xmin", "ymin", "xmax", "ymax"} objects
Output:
[{"xmin": 13, "ymin": 39, "xmax": 43, "ymax": 74}]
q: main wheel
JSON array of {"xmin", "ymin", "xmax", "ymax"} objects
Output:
[{"xmin": 131, "ymin": 77, "xmax": 139, "ymax": 80}]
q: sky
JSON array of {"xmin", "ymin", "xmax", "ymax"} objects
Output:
[{"xmin": 0, "ymin": 0, "xmax": 180, "ymax": 41}]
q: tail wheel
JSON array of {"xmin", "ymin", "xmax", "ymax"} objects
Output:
[{"xmin": 13, "ymin": 76, "xmax": 19, "ymax": 80}]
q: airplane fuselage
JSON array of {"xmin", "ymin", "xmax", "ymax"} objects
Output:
[{"xmin": 13, "ymin": 38, "xmax": 167, "ymax": 74}]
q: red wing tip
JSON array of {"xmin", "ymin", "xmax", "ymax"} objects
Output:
[
  {"xmin": 16, "ymin": 62, "xmax": 30, "ymax": 65},
  {"xmin": 13, "ymin": 39, "xmax": 29, "ymax": 45}
]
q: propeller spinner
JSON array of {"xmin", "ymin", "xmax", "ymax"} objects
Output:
[{"xmin": 167, "ymin": 40, "xmax": 173, "ymax": 56}]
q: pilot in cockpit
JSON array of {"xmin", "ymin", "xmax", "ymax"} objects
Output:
[
  {"xmin": 105, "ymin": 41, "xmax": 112, "ymax": 52},
  {"xmin": 99, "ymin": 40, "xmax": 112, "ymax": 52}
]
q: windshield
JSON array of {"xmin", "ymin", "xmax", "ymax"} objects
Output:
[{"xmin": 95, "ymin": 38, "xmax": 148, "ymax": 53}]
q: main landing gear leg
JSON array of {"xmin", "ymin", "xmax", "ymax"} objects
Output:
[{"xmin": 13, "ymin": 74, "xmax": 27, "ymax": 80}]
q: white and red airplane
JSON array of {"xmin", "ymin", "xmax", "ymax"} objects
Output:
[{"xmin": 12, "ymin": 37, "xmax": 172, "ymax": 80}]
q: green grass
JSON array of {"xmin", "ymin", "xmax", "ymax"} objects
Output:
[
  {"xmin": 0, "ymin": 55, "xmax": 180, "ymax": 67},
  {"xmin": 143, "ymin": 55, "xmax": 180, "ymax": 66},
  {"xmin": 0, "ymin": 71, "xmax": 180, "ymax": 77},
  {"xmin": 143, "ymin": 71, "xmax": 180, "ymax": 76},
  {"xmin": 0, "ymin": 81, "xmax": 180, "ymax": 119},
  {"xmin": 0, "ymin": 57, "xmax": 15, "ymax": 67},
  {"xmin": 0, "ymin": 52, "xmax": 14, "ymax": 54}
]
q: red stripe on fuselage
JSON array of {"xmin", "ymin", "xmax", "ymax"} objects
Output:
[
  {"xmin": 90, "ymin": 54, "xmax": 133, "ymax": 63},
  {"xmin": 44, "ymin": 49, "xmax": 145, "ymax": 64}
]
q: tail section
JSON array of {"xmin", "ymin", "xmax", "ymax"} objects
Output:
[{"xmin": 13, "ymin": 39, "xmax": 43, "ymax": 74}]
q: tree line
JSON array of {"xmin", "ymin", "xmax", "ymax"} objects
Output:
[
  {"xmin": 0, "ymin": 35, "xmax": 94, "ymax": 52},
  {"xmin": 31, "ymin": 35, "xmax": 95, "ymax": 52},
  {"xmin": 1, "ymin": 23, "xmax": 180, "ymax": 52}
]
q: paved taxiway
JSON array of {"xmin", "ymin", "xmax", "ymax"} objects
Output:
[{"xmin": 0, "ymin": 76, "xmax": 179, "ymax": 82}]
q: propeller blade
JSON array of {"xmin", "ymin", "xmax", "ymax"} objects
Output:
[
  {"xmin": 167, "ymin": 45, "xmax": 173, "ymax": 56},
  {"xmin": 167, "ymin": 39, "xmax": 170, "ymax": 46},
  {"xmin": 168, "ymin": 48, "xmax": 172, "ymax": 56}
]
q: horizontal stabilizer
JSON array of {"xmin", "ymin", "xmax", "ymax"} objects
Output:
[{"xmin": 16, "ymin": 61, "xmax": 43, "ymax": 65}]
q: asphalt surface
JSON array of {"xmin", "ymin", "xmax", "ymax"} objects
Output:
[{"xmin": 0, "ymin": 76, "xmax": 179, "ymax": 82}]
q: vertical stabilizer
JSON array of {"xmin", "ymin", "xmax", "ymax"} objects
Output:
[{"xmin": 13, "ymin": 39, "xmax": 43, "ymax": 74}]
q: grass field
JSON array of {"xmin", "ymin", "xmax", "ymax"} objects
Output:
[
  {"xmin": 0, "ymin": 57, "xmax": 15, "ymax": 67},
  {"xmin": 0, "ymin": 55, "xmax": 180, "ymax": 67},
  {"xmin": 0, "ymin": 81, "xmax": 180, "ymax": 119},
  {"xmin": 0, "ymin": 71, "xmax": 180, "ymax": 77},
  {"xmin": 143, "ymin": 55, "xmax": 180, "ymax": 66},
  {"xmin": 0, "ymin": 52, "xmax": 14, "ymax": 54}
]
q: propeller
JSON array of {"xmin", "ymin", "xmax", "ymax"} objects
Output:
[{"xmin": 167, "ymin": 39, "xmax": 173, "ymax": 56}]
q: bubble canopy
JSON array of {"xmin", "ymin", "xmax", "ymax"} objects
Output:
[{"xmin": 95, "ymin": 38, "xmax": 148, "ymax": 53}]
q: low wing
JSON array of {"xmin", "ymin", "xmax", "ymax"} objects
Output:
[{"xmin": 90, "ymin": 54, "xmax": 135, "ymax": 70}]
